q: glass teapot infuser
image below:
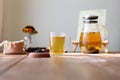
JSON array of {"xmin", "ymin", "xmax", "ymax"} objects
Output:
[{"xmin": 79, "ymin": 15, "xmax": 102, "ymax": 53}]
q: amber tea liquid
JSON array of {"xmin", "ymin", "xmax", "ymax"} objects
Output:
[
  {"xmin": 50, "ymin": 36, "xmax": 65, "ymax": 55},
  {"xmin": 79, "ymin": 32, "xmax": 102, "ymax": 53}
]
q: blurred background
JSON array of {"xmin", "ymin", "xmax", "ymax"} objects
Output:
[{"xmin": 0, "ymin": 0, "xmax": 120, "ymax": 52}]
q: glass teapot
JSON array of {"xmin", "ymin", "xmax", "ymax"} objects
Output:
[{"xmin": 79, "ymin": 15, "xmax": 102, "ymax": 53}]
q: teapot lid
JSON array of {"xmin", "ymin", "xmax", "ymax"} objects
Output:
[{"xmin": 83, "ymin": 15, "xmax": 98, "ymax": 20}]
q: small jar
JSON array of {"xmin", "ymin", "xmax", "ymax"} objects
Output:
[{"xmin": 79, "ymin": 15, "xmax": 102, "ymax": 53}]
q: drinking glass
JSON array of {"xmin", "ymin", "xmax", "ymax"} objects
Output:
[{"xmin": 49, "ymin": 32, "xmax": 66, "ymax": 55}]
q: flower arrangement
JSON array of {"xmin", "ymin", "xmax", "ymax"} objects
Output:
[{"xmin": 22, "ymin": 25, "xmax": 38, "ymax": 49}]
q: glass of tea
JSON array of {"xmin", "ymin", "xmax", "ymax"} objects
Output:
[{"xmin": 49, "ymin": 32, "xmax": 66, "ymax": 56}]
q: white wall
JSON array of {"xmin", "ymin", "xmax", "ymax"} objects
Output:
[{"xmin": 3, "ymin": 0, "xmax": 120, "ymax": 51}]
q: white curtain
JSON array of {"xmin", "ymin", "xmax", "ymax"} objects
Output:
[{"xmin": 0, "ymin": 0, "xmax": 3, "ymax": 42}]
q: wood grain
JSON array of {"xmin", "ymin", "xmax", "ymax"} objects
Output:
[
  {"xmin": 0, "ymin": 53, "xmax": 120, "ymax": 80},
  {"xmin": 0, "ymin": 53, "xmax": 26, "ymax": 75}
]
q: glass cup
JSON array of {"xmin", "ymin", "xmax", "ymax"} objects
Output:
[{"xmin": 49, "ymin": 32, "xmax": 66, "ymax": 56}]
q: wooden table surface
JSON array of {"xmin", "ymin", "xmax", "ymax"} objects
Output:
[
  {"xmin": 0, "ymin": 53, "xmax": 26, "ymax": 75},
  {"xmin": 0, "ymin": 53, "xmax": 120, "ymax": 80}
]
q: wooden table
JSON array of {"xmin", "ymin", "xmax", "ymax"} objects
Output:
[
  {"xmin": 0, "ymin": 53, "xmax": 26, "ymax": 75},
  {"xmin": 0, "ymin": 53, "xmax": 120, "ymax": 80}
]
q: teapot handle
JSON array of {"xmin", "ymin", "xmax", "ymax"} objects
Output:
[
  {"xmin": 98, "ymin": 24, "xmax": 109, "ymax": 53},
  {"xmin": 98, "ymin": 24, "xmax": 108, "ymax": 40}
]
